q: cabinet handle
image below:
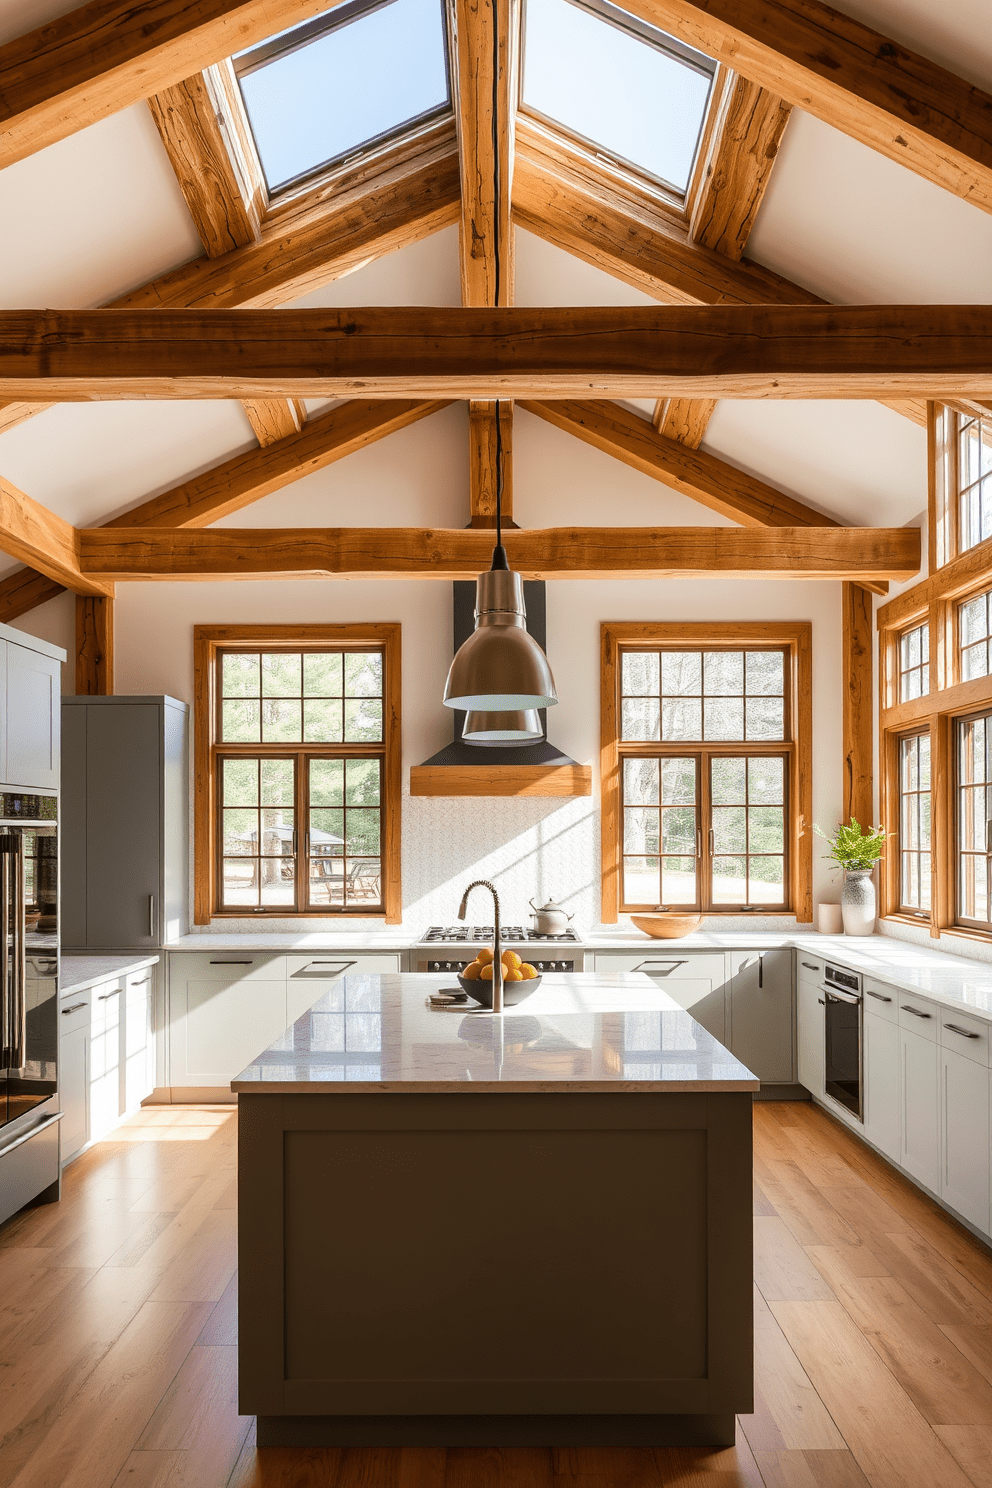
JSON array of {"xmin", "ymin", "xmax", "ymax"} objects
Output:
[
  {"xmin": 902, "ymin": 1005, "xmax": 932, "ymax": 1019},
  {"xmin": 98, "ymin": 989, "xmax": 120, "ymax": 1000},
  {"xmin": 944, "ymin": 1023, "xmax": 981, "ymax": 1040},
  {"xmin": 632, "ymin": 959, "xmax": 687, "ymax": 975},
  {"xmin": 818, "ymin": 999, "xmax": 825, "ymax": 1005},
  {"xmin": 759, "ymin": 954, "xmax": 763, "ymax": 989},
  {"xmin": 209, "ymin": 959, "xmax": 253, "ymax": 965},
  {"xmin": 866, "ymin": 988, "xmax": 893, "ymax": 1003},
  {"xmin": 129, "ymin": 977, "xmax": 151, "ymax": 987},
  {"xmin": 148, "ymin": 895, "xmax": 156, "ymax": 938},
  {"xmin": 61, "ymin": 1002, "xmax": 86, "ymax": 1015},
  {"xmin": 801, "ymin": 961, "xmax": 820, "ymax": 971}
]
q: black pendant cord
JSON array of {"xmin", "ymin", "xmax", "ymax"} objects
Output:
[{"xmin": 489, "ymin": 0, "xmax": 509, "ymax": 573}]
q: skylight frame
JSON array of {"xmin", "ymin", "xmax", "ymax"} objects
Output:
[
  {"xmin": 232, "ymin": 0, "xmax": 454, "ymax": 199},
  {"xmin": 518, "ymin": 0, "xmax": 718, "ymax": 202}
]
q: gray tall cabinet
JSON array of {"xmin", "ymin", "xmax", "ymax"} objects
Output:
[{"xmin": 61, "ymin": 696, "xmax": 188, "ymax": 951}]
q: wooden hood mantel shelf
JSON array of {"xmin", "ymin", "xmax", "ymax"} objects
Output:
[{"xmin": 409, "ymin": 763, "xmax": 592, "ymax": 797}]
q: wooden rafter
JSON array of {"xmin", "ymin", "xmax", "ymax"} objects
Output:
[
  {"xmin": 0, "ymin": 0, "xmax": 345, "ymax": 167},
  {"xmin": 3, "ymin": 306, "xmax": 990, "ymax": 402},
  {"xmin": 620, "ymin": 0, "xmax": 992, "ymax": 214},
  {"xmin": 0, "ymin": 399, "xmax": 448, "ymax": 619},
  {"xmin": 0, "ymin": 143, "xmax": 460, "ymax": 438},
  {"xmin": 654, "ymin": 75, "xmax": 793, "ymax": 444},
  {"xmin": 0, "ymin": 474, "xmax": 112, "ymax": 597},
  {"xmin": 78, "ymin": 524, "xmax": 920, "ymax": 583},
  {"xmin": 148, "ymin": 65, "xmax": 304, "ymax": 449},
  {"xmin": 514, "ymin": 136, "xmax": 928, "ymax": 427}
]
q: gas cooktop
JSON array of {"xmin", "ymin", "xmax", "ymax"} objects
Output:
[{"xmin": 421, "ymin": 924, "xmax": 581, "ymax": 945}]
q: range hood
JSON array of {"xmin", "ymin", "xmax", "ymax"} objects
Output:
[{"xmin": 410, "ymin": 583, "xmax": 591, "ymax": 797}]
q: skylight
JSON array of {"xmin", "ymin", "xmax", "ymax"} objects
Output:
[
  {"xmin": 521, "ymin": 0, "xmax": 715, "ymax": 195},
  {"xmin": 234, "ymin": 0, "xmax": 451, "ymax": 195}
]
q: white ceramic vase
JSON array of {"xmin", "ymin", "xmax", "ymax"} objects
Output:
[{"xmin": 841, "ymin": 868, "xmax": 876, "ymax": 937}]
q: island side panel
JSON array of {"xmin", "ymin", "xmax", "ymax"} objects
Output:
[{"xmin": 239, "ymin": 1090, "xmax": 753, "ymax": 1439}]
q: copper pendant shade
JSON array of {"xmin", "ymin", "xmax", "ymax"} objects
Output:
[{"xmin": 442, "ymin": 570, "xmax": 558, "ymax": 712}]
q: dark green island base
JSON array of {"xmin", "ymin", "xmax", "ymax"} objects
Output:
[{"xmin": 234, "ymin": 974, "xmax": 758, "ymax": 1448}]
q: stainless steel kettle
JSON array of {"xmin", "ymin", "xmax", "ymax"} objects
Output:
[{"xmin": 529, "ymin": 898, "xmax": 575, "ymax": 935}]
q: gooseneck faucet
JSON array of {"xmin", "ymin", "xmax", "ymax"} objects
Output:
[{"xmin": 458, "ymin": 879, "xmax": 503, "ymax": 1013}]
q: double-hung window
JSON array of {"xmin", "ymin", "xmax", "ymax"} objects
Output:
[
  {"xmin": 897, "ymin": 732, "xmax": 931, "ymax": 915},
  {"xmin": 195, "ymin": 626, "xmax": 400, "ymax": 922},
  {"xmin": 602, "ymin": 624, "xmax": 812, "ymax": 919},
  {"xmin": 956, "ymin": 711, "xmax": 992, "ymax": 931}
]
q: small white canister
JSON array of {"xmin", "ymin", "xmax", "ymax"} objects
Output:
[{"xmin": 817, "ymin": 902, "xmax": 843, "ymax": 935}]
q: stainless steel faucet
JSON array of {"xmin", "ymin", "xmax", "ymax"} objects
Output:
[{"xmin": 457, "ymin": 879, "xmax": 503, "ymax": 1013}]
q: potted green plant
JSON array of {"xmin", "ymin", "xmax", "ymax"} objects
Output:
[{"xmin": 815, "ymin": 820, "xmax": 886, "ymax": 936}]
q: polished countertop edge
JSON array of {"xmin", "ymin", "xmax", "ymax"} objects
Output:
[
  {"xmin": 60, "ymin": 954, "xmax": 160, "ymax": 996},
  {"xmin": 231, "ymin": 972, "xmax": 760, "ymax": 1094}
]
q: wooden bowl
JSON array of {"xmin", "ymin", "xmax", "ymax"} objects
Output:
[{"xmin": 631, "ymin": 913, "xmax": 703, "ymax": 939}]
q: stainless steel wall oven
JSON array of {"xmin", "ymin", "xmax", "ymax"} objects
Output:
[{"xmin": 822, "ymin": 961, "xmax": 863, "ymax": 1121}]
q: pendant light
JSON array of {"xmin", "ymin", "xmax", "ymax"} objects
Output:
[{"xmin": 443, "ymin": 0, "xmax": 558, "ymax": 720}]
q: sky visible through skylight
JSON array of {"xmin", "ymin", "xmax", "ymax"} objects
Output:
[
  {"xmin": 523, "ymin": 0, "xmax": 713, "ymax": 193},
  {"xmin": 238, "ymin": 0, "xmax": 449, "ymax": 192}
]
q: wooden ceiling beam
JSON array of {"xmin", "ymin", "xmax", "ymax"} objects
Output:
[
  {"xmin": 78, "ymin": 524, "xmax": 919, "ymax": 583},
  {"xmin": 0, "ymin": 398, "xmax": 448, "ymax": 618},
  {"xmin": 0, "ymin": 474, "xmax": 112, "ymax": 596},
  {"xmin": 0, "ymin": 0, "xmax": 345, "ymax": 168},
  {"xmin": 521, "ymin": 399, "xmax": 838, "ymax": 528},
  {"xmin": 620, "ymin": 0, "xmax": 992, "ymax": 215},
  {"xmin": 3, "ymin": 306, "xmax": 991, "ymax": 401},
  {"xmin": 657, "ymin": 75, "xmax": 792, "ymax": 444}
]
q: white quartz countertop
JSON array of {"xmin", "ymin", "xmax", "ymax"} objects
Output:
[
  {"xmin": 60, "ymin": 954, "xmax": 160, "ymax": 996},
  {"xmin": 231, "ymin": 971, "xmax": 759, "ymax": 1094},
  {"xmin": 168, "ymin": 932, "xmax": 415, "ymax": 951}
]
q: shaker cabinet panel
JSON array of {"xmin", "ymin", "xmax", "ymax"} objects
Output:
[
  {"xmin": 6, "ymin": 642, "xmax": 58, "ymax": 790},
  {"xmin": 900, "ymin": 1026, "xmax": 940, "ymax": 1193},
  {"xmin": 171, "ymin": 973, "xmax": 288, "ymax": 1086},
  {"xmin": 590, "ymin": 951, "xmax": 728, "ymax": 1044},
  {"xmin": 84, "ymin": 706, "xmax": 161, "ymax": 949},
  {"xmin": 59, "ymin": 1022, "xmax": 89, "ymax": 1161},
  {"xmin": 124, "ymin": 969, "xmax": 155, "ymax": 1114},
  {"xmin": 89, "ymin": 982, "xmax": 123, "ymax": 1142},
  {"xmin": 797, "ymin": 979, "xmax": 824, "ymax": 1098},
  {"xmin": 728, "ymin": 949, "xmax": 794, "ymax": 1084},
  {"xmin": 940, "ymin": 1047, "xmax": 990, "ymax": 1231},
  {"xmin": 286, "ymin": 953, "xmax": 402, "ymax": 1023},
  {"xmin": 864, "ymin": 1012, "xmax": 900, "ymax": 1162}
]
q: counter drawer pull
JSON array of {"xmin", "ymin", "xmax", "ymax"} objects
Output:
[
  {"xmin": 98, "ymin": 989, "xmax": 120, "ymax": 1000},
  {"xmin": 632, "ymin": 959, "xmax": 686, "ymax": 975},
  {"xmin": 866, "ymin": 988, "xmax": 893, "ymax": 1003},
  {"xmin": 801, "ymin": 961, "xmax": 820, "ymax": 970},
  {"xmin": 293, "ymin": 960, "xmax": 356, "ymax": 977},
  {"xmin": 945, "ymin": 1023, "xmax": 981, "ymax": 1040},
  {"xmin": 129, "ymin": 977, "xmax": 151, "ymax": 987},
  {"xmin": 61, "ymin": 1002, "xmax": 86, "ymax": 1015},
  {"xmin": 902, "ymin": 1005, "xmax": 932, "ymax": 1019},
  {"xmin": 209, "ymin": 959, "xmax": 253, "ymax": 965}
]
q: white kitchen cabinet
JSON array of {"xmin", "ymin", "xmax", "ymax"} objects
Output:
[
  {"xmin": 89, "ymin": 979, "xmax": 123, "ymax": 1141},
  {"xmin": 6, "ymin": 638, "xmax": 60, "ymax": 791},
  {"xmin": 123, "ymin": 966, "xmax": 155, "ymax": 1114},
  {"xmin": 940, "ymin": 1045, "xmax": 991, "ymax": 1230},
  {"xmin": 728, "ymin": 948, "xmax": 794, "ymax": 1084},
  {"xmin": 797, "ymin": 978, "xmax": 824, "ymax": 1098},
  {"xmin": 589, "ymin": 950, "xmax": 729, "ymax": 1043},
  {"xmin": 899, "ymin": 1025, "xmax": 940, "ymax": 1193},
  {"xmin": 864, "ymin": 1011, "xmax": 900, "ymax": 1162},
  {"xmin": 59, "ymin": 995, "xmax": 91, "ymax": 1161}
]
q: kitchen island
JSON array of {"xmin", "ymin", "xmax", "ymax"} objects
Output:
[{"xmin": 233, "ymin": 971, "xmax": 757, "ymax": 1448}]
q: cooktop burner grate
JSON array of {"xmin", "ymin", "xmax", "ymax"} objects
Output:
[{"xmin": 421, "ymin": 924, "xmax": 581, "ymax": 944}]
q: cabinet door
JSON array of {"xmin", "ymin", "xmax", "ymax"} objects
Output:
[
  {"xmin": 6, "ymin": 643, "xmax": 58, "ymax": 790},
  {"xmin": 174, "ymin": 975, "xmax": 288, "ymax": 1086},
  {"xmin": 797, "ymin": 980, "xmax": 824, "ymax": 1097},
  {"xmin": 286, "ymin": 953, "xmax": 402, "ymax": 1023},
  {"xmin": 591, "ymin": 952, "xmax": 728, "ymax": 1044},
  {"xmin": 940, "ymin": 1046, "xmax": 991, "ymax": 1232},
  {"xmin": 124, "ymin": 969, "xmax": 154, "ymax": 1113},
  {"xmin": 85, "ymin": 705, "xmax": 161, "ymax": 948},
  {"xmin": 89, "ymin": 983, "xmax": 122, "ymax": 1141},
  {"xmin": 900, "ymin": 1026, "xmax": 940, "ymax": 1193},
  {"xmin": 60, "ymin": 1024, "xmax": 89, "ymax": 1160},
  {"xmin": 60, "ymin": 705, "xmax": 88, "ymax": 950},
  {"xmin": 864, "ymin": 1011, "xmax": 900, "ymax": 1161},
  {"xmin": 729, "ymin": 949, "xmax": 794, "ymax": 1084}
]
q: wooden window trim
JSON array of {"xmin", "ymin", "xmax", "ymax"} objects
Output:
[
  {"xmin": 881, "ymin": 725, "xmax": 934, "ymax": 924},
  {"xmin": 194, "ymin": 623, "xmax": 401, "ymax": 925},
  {"xmin": 600, "ymin": 621, "xmax": 812, "ymax": 923}
]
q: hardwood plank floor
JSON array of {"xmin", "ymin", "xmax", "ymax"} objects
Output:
[{"xmin": 4, "ymin": 1100, "xmax": 992, "ymax": 1485}]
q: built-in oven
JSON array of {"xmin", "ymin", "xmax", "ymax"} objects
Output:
[{"xmin": 822, "ymin": 962, "xmax": 863, "ymax": 1121}]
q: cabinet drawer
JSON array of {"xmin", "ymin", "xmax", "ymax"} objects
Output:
[
  {"xmin": 939, "ymin": 1008, "xmax": 992, "ymax": 1066},
  {"xmin": 863, "ymin": 977, "xmax": 899, "ymax": 1024},
  {"xmin": 59, "ymin": 989, "xmax": 92, "ymax": 1036},
  {"xmin": 170, "ymin": 952, "xmax": 285, "ymax": 983},
  {"xmin": 286, "ymin": 953, "xmax": 401, "ymax": 980},
  {"xmin": 898, "ymin": 993, "xmax": 938, "ymax": 1041},
  {"xmin": 591, "ymin": 951, "xmax": 726, "ymax": 983},
  {"xmin": 796, "ymin": 954, "xmax": 824, "ymax": 986}
]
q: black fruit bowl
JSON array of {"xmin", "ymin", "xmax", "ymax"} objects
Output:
[{"xmin": 457, "ymin": 973, "xmax": 542, "ymax": 1008}]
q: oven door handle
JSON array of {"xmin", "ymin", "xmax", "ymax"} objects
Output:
[{"xmin": 822, "ymin": 986, "xmax": 861, "ymax": 1006}]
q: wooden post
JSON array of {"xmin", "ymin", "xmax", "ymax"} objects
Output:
[
  {"xmin": 842, "ymin": 582, "xmax": 873, "ymax": 827},
  {"xmin": 468, "ymin": 401, "xmax": 514, "ymax": 528},
  {"xmin": 75, "ymin": 594, "xmax": 114, "ymax": 695}
]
